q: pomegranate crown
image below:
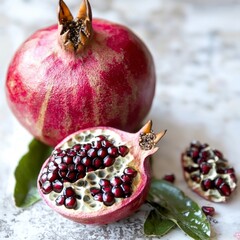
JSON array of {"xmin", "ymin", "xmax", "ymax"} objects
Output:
[
  {"xmin": 139, "ymin": 120, "xmax": 167, "ymax": 151},
  {"xmin": 58, "ymin": 0, "xmax": 93, "ymax": 54}
]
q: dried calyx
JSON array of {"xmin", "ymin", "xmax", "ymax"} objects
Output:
[
  {"xmin": 182, "ymin": 141, "xmax": 237, "ymax": 202},
  {"xmin": 38, "ymin": 121, "xmax": 166, "ymax": 224},
  {"xmin": 58, "ymin": 0, "xmax": 93, "ymax": 53}
]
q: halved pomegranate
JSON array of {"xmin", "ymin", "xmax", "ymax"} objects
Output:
[
  {"xmin": 182, "ymin": 141, "xmax": 237, "ymax": 202},
  {"xmin": 37, "ymin": 120, "xmax": 166, "ymax": 224}
]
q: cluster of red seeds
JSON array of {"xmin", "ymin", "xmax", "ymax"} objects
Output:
[
  {"xmin": 183, "ymin": 141, "xmax": 237, "ymax": 197},
  {"xmin": 90, "ymin": 167, "xmax": 137, "ymax": 206},
  {"xmin": 39, "ymin": 135, "xmax": 129, "ymax": 196}
]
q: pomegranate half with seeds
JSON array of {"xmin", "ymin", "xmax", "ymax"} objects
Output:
[
  {"xmin": 182, "ymin": 141, "xmax": 237, "ymax": 202},
  {"xmin": 5, "ymin": 0, "xmax": 156, "ymax": 147},
  {"xmin": 37, "ymin": 120, "xmax": 166, "ymax": 224}
]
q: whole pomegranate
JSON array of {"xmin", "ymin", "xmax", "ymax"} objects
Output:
[
  {"xmin": 5, "ymin": 0, "xmax": 156, "ymax": 146},
  {"xmin": 37, "ymin": 120, "xmax": 166, "ymax": 224}
]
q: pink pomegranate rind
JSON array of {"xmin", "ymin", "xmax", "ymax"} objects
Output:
[
  {"xmin": 37, "ymin": 121, "xmax": 166, "ymax": 224},
  {"xmin": 5, "ymin": 1, "xmax": 155, "ymax": 147}
]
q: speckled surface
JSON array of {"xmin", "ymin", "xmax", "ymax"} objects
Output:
[{"xmin": 1, "ymin": 0, "xmax": 240, "ymax": 239}]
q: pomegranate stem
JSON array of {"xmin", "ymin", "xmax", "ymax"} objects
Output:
[{"xmin": 58, "ymin": 0, "xmax": 93, "ymax": 54}]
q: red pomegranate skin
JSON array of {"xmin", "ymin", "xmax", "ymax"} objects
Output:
[{"xmin": 6, "ymin": 19, "xmax": 155, "ymax": 146}]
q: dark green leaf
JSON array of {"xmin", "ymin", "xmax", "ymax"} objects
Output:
[
  {"xmin": 148, "ymin": 179, "xmax": 211, "ymax": 240},
  {"xmin": 144, "ymin": 209, "xmax": 175, "ymax": 236},
  {"xmin": 14, "ymin": 139, "xmax": 53, "ymax": 208}
]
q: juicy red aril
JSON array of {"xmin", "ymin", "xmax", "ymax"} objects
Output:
[
  {"xmin": 52, "ymin": 180, "xmax": 63, "ymax": 193},
  {"xmin": 66, "ymin": 171, "xmax": 78, "ymax": 182},
  {"xmin": 107, "ymin": 147, "xmax": 119, "ymax": 157},
  {"xmin": 190, "ymin": 174, "xmax": 201, "ymax": 183},
  {"xmin": 103, "ymin": 192, "xmax": 115, "ymax": 206},
  {"xmin": 201, "ymin": 179, "xmax": 213, "ymax": 191},
  {"xmin": 63, "ymin": 156, "xmax": 73, "ymax": 164},
  {"xmin": 118, "ymin": 145, "xmax": 129, "ymax": 157},
  {"xmin": 47, "ymin": 171, "xmax": 58, "ymax": 182},
  {"xmin": 102, "ymin": 186, "xmax": 112, "ymax": 193},
  {"xmin": 110, "ymin": 176, "xmax": 123, "ymax": 186},
  {"xmin": 121, "ymin": 174, "xmax": 132, "ymax": 183},
  {"xmin": 81, "ymin": 157, "xmax": 92, "ymax": 167},
  {"xmin": 87, "ymin": 148, "xmax": 98, "ymax": 158},
  {"xmin": 214, "ymin": 177, "xmax": 224, "ymax": 188},
  {"xmin": 82, "ymin": 143, "xmax": 92, "ymax": 151},
  {"xmin": 213, "ymin": 149, "xmax": 223, "ymax": 159},
  {"xmin": 93, "ymin": 193, "xmax": 103, "ymax": 202},
  {"xmin": 65, "ymin": 196, "xmax": 77, "ymax": 209},
  {"xmin": 163, "ymin": 174, "xmax": 175, "ymax": 183},
  {"xmin": 124, "ymin": 167, "xmax": 137, "ymax": 178},
  {"xmin": 90, "ymin": 187, "xmax": 101, "ymax": 196},
  {"xmin": 92, "ymin": 157, "xmax": 103, "ymax": 168},
  {"xmin": 218, "ymin": 183, "xmax": 231, "ymax": 196},
  {"xmin": 202, "ymin": 206, "xmax": 215, "ymax": 216},
  {"xmin": 225, "ymin": 168, "xmax": 234, "ymax": 174},
  {"xmin": 191, "ymin": 150, "xmax": 200, "ymax": 162},
  {"xmin": 41, "ymin": 181, "xmax": 53, "ymax": 194},
  {"xmin": 92, "ymin": 140, "xmax": 102, "ymax": 149},
  {"xmin": 103, "ymin": 156, "xmax": 115, "ymax": 167},
  {"xmin": 55, "ymin": 195, "xmax": 65, "ymax": 206},
  {"xmin": 72, "ymin": 144, "xmax": 81, "ymax": 152},
  {"xmin": 40, "ymin": 173, "xmax": 48, "ymax": 184},
  {"xmin": 99, "ymin": 179, "xmax": 111, "ymax": 187},
  {"xmin": 112, "ymin": 186, "xmax": 124, "ymax": 197},
  {"xmin": 75, "ymin": 164, "xmax": 85, "ymax": 172},
  {"xmin": 101, "ymin": 140, "xmax": 113, "ymax": 148},
  {"xmin": 97, "ymin": 148, "xmax": 108, "ymax": 158},
  {"xmin": 64, "ymin": 187, "xmax": 75, "ymax": 197},
  {"xmin": 200, "ymin": 162, "xmax": 212, "ymax": 175},
  {"xmin": 58, "ymin": 163, "xmax": 68, "ymax": 170},
  {"xmin": 121, "ymin": 183, "xmax": 132, "ymax": 196}
]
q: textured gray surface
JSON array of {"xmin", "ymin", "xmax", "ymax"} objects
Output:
[{"xmin": 1, "ymin": 0, "xmax": 240, "ymax": 239}]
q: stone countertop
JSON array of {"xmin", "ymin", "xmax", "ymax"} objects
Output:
[{"xmin": 1, "ymin": 0, "xmax": 240, "ymax": 239}]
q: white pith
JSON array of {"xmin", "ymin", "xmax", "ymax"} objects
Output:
[
  {"xmin": 183, "ymin": 146, "xmax": 237, "ymax": 202},
  {"xmin": 43, "ymin": 128, "xmax": 139, "ymax": 212}
]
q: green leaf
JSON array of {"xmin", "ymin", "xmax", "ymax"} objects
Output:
[
  {"xmin": 144, "ymin": 209, "xmax": 176, "ymax": 236},
  {"xmin": 14, "ymin": 139, "xmax": 53, "ymax": 208},
  {"xmin": 147, "ymin": 179, "xmax": 211, "ymax": 240}
]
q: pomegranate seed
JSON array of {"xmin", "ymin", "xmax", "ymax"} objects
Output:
[
  {"xmin": 92, "ymin": 140, "xmax": 102, "ymax": 149},
  {"xmin": 200, "ymin": 150, "xmax": 211, "ymax": 160},
  {"xmin": 216, "ymin": 168, "xmax": 225, "ymax": 174},
  {"xmin": 65, "ymin": 196, "xmax": 77, "ymax": 209},
  {"xmin": 103, "ymin": 156, "xmax": 115, "ymax": 167},
  {"xmin": 64, "ymin": 187, "xmax": 75, "ymax": 197},
  {"xmin": 82, "ymin": 143, "xmax": 92, "ymax": 151},
  {"xmin": 55, "ymin": 151, "xmax": 66, "ymax": 158},
  {"xmin": 230, "ymin": 173, "xmax": 237, "ymax": 183},
  {"xmin": 214, "ymin": 149, "xmax": 223, "ymax": 159},
  {"xmin": 52, "ymin": 180, "xmax": 63, "ymax": 193},
  {"xmin": 77, "ymin": 150, "xmax": 87, "ymax": 157},
  {"xmin": 41, "ymin": 181, "xmax": 53, "ymax": 194},
  {"xmin": 121, "ymin": 183, "xmax": 132, "ymax": 195},
  {"xmin": 200, "ymin": 162, "xmax": 212, "ymax": 175},
  {"xmin": 99, "ymin": 179, "xmax": 111, "ymax": 187},
  {"xmin": 107, "ymin": 147, "xmax": 119, "ymax": 157},
  {"xmin": 118, "ymin": 145, "xmax": 129, "ymax": 157},
  {"xmin": 72, "ymin": 144, "xmax": 81, "ymax": 152},
  {"xmin": 214, "ymin": 177, "xmax": 224, "ymax": 188},
  {"xmin": 94, "ymin": 193, "xmax": 103, "ymax": 202},
  {"xmin": 90, "ymin": 187, "xmax": 101, "ymax": 196},
  {"xmin": 81, "ymin": 157, "xmax": 92, "ymax": 167},
  {"xmin": 202, "ymin": 206, "xmax": 215, "ymax": 216},
  {"xmin": 219, "ymin": 183, "xmax": 231, "ymax": 196},
  {"xmin": 53, "ymin": 148, "xmax": 62, "ymax": 155},
  {"xmin": 47, "ymin": 170, "xmax": 59, "ymax": 182},
  {"xmin": 92, "ymin": 157, "xmax": 103, "ymax": 168},
  {"xmin": 97, "ymin": 148, "xmax": 108, "ymax": 158},
  {"xmin": 110, "ymin": 176, "xmax": 123, "ymax": 186},
  {"xmin": 191, "ymin": 150, "xmax": 199, "ymax": 162},
  {"xmin": 75, "ymin": 163, "xmax": 85, "ymax": 172},
  {"xmin": 101, "ymin": 140, "xmax": 113, "ymax": 148},
  {"xmin": 102, "ymin": 186, "xmax": 112, "ymax": 193},
  {"xmin": 103, "ymin": 192, "xmax": 115, "ymax": 206},
  {"xmin": 73, "ymin": 155, "xmax": 81, "ymax": 164},
  {"xmin": 190, "ymin": 174, "xmax": 201, "ymax": 183},
  {"xmin": 48, "ymin": 161, "xmax": 58, "ymax": 171},
  {"xmin": 54, "ymin": 157, "xmax": 62, "ymax": 165},
  {"xmin": 124, "ymin": 167, "xmax": 137, "ymax": 178},
  {"xmin": 112, "ymin": 186, "xmax": 124, "ymax": 197},
  {"xmin": 163, "ymin": 174, "xmax": 175, "ymax": 183},
  {"xmin": 225, "ymin": 168, "xmax": 235, "ymax": 174},
  {"xmin": 40, "ymin": 173, "xmax": 48, "ymax": 184},
  {"xmin": 55, "ymin": 195, "xmax": 65, "ymax": 206},
  {"xmin": 58, "ymin": 170, "xmax": 67, "ymax": 178},
  {"xmin": 197, "ymin": 157, "xmax": 207, "ymax": 165},
  {"xmin": 66, "ymin": 148, "xmax": 77, "ymax": 157},
  {"xmin": 77, "ymin": 171, "xmax": 86, "ymax": 179},
  {"xmin": 58, "ymin": 163, "xmax": 68, "ymax": 171},
  {"xmin": 87, "ymin": 148, "xmax": 98, "ymax": 158},
  {"xmin": 66, "ymin": 170, "xmax": 77, "ymax": 182},
  {"xmin": 121, "ymin": 174, "xmax": 132, "ymax": 183},
  {"xmin": 86, "ymin": 166, "xmax": 95, "ymax": 172},
  {"xmin": 63, "ymin": 156, "xmax": 73, "ymax": 164},
  {"xmin": 201, "ymin": 179, "xmax": 213, "ymax": 191},
  {"xmin": 68, "ymin": 164, "xmax": 75, "ymax": 171}
]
